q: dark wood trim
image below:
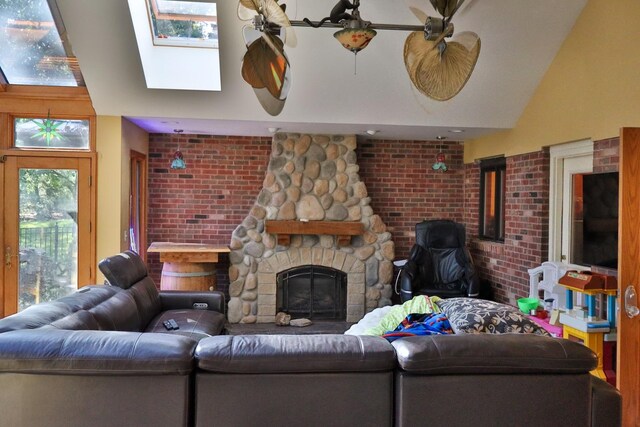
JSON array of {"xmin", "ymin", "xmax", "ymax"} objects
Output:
[
  {"xmin": 265, "ymin": 220, "xmax": 364, "ymax": 247},
  {"xmin": 618, "ymin": 127, "xmax": 640, "ymax": 424}
]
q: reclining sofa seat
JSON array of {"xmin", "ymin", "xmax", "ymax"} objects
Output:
[
  {"xmin": 0, "ymin": 250, "xmax": 228, "ymax": 427},
  {"xmin": 400, "ymin": 219, "xmax": 480, "ymax": 301},
  {"xmin": 98, "ymin": 250, "xmax": 226, "ymax": 339},
  {"xmin": 194, "ymin": 334, "xmax": 397, "ymax": 427}
]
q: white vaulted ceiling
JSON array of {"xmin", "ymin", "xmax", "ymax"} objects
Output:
[{"xmin": 55, "ymin": 0, "xmax": 587, "ymax": 140}]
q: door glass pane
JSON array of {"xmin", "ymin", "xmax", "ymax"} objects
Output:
[
  {"xmin": 18, "ymin": 168, "xmax": 78, "ymax": 311},
  {"xmin": 571, "ymin": 174, "xmax": 584, "ymax": 264},
  {"xmin": 14, "ymin": 118, "xmax": 90, "ymax": 149}
]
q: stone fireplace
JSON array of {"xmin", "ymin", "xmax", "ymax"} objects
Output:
[{"xmin": 228, "ymin": 133, "xmax": 395, "ymax": 323}]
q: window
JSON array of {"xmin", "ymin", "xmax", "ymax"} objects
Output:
[
  {"xmin": 14, "ymin": 117, "xmax": 90, "ymax": 149},
  {"xmin": 147, "ymin": 0, "xmax": 218, "ymax": 49},
  {"xmin": 479, "ymin": 157, "xmax": 506, "ymax": 241},
  {"xmin": 0, "ymin": 0, "xmax": 85, "ymax": 86},
  {"xmin": 128, "ymin": 0, "xmax": 222, "ymax": 91}
]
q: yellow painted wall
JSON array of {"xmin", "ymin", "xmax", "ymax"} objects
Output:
[
  {"xmin": 464, "ymin": 0, "xmax": 640, "ymax": 162},
  {"xmin": 96, "ymin": 116, "xmax": 123, "ymax": 280},
  {"xmin": 96, "ymin": 116, "xmax": 148, "ymax": 280}
]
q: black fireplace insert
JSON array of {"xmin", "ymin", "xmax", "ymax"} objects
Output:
[{"xmin": 276, "ymin": 265, "xmax": 347, "ymax": 320}]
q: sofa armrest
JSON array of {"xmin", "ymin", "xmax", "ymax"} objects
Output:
[
  {"xmin": 392, "ymin": 334, "xmax": 597, "ymax": 375},
  {"xmin": 159, "ymin": 290, "xmax": 225, "ymax": 314},
  {"xmin": 591, "ymin": 377, "xmax": 621, "ymax": 427},
  {"xmin": 0, "ymin": 329, "xmax": 197, "ymax": 375}
]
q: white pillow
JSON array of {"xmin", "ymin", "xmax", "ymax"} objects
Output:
[{"xmin": 344, "ymin": 306, "xmax": 394, "ymax": 335}]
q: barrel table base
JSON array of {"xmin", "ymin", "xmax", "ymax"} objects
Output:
[{"xmin": 160, "ymin": 262, "xmax": 216, "ymax": 291}]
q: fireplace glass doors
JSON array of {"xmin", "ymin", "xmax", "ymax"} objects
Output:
[{"xmin": 276, "ymin": 266, "xmax": 347, "ymax": 320}]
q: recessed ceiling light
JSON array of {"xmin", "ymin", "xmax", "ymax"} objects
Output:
[
  {"xmin": 365, "ymin": 130, "xmax": 379, "ymax": 136},
  {"xmin": 448, "ymin": 129, "xmax": 465, "ymax": 133},
  {"xmin": 173, "ymin": 129, "xmax": 184, "ymax": 133},
  {"xmin": 267, "ymin": 127, "xmax": 280, "ymax": 133},
  {"xmin": 436, "ymin": 135, "xmax": 447, "ymax": 140}
]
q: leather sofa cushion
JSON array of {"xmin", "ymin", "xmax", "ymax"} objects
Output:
[
  {"xmin": 125, "ymin": 277, "xmax": 162, "ymax": 327},
  {"xmin": 54, "ymin": 285, "xmax": 122, "ymax": 310},
  {"xmin": 49, "ymin": 310, "xmax": 100, "ymax": 330},
  {"xmin": 0, "ymin": 286, "xmax": 119, "ymax": 333},
  {"xmin": 0, "ymin": 329, "xmax": 197, "ymax": 375},
  {"xmin": 98, "ymin": 250, "xmax": 148, "ymax": 290},
  {"xmin": 392, "ymin": 334, "xmax": 597, "ymax": 374},
  {"xmin": 146, "ymin": 309, "xmax": 225, "ymax": 340},
  {"xmin": 196, "ymin": 334, "xmax": 396, "ymax": 374},
  {"xmin": 88, "ymin": 291, "xmax": 142, "ymax": 331}
]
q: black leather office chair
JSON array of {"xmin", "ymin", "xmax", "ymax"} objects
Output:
[{"xmin": 399, "ymin": 220, "xmax": 480, "ymax": 302}]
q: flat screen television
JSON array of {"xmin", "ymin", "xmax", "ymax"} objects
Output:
[{"xmin": 572, "ymin": 171, "xmax": 619, "ymax": 269}]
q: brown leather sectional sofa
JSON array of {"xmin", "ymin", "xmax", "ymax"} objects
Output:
[{"xmin": 0, "ymin": 251, "xmax": 621, "ymax": 427}]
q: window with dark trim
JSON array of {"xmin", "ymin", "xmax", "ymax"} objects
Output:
[{"xmin": 479, "ymin": 157, "xmax": 506, "ymax": 241}]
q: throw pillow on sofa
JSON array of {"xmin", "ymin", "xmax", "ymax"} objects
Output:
[{"xmin": 436, "ymin": 298, "xmax": 550, "ymax": 336}]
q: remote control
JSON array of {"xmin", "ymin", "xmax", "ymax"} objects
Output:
[{"xmin": 163, "ymin": 319, "xmax": 179, "ymax": 330}]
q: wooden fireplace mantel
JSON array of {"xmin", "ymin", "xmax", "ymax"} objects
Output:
[{"xmin": 265, "ymin": 220, "xmax": 364, "ymax": 246}]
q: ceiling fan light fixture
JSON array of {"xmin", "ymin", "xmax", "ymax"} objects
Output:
[{"xmin": 334, "ymin": 27, "xmax": 377, "ymax": 54}]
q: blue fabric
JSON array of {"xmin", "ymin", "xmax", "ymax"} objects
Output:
[{"xmin": 383, "ymin": 312, "xmax": 453, "ymax": 342}]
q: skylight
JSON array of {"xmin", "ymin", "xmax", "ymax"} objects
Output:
[
  {"xmin": 147, "ymin": 0, "xmax": 218, "ymax": 49},
  {"xmin": 128, "ymin": 0, "xmax": 221, "ymax": 91},
  {"xmin": 0, "ymin": 0, "xmax": 84, "ymax": 86}
]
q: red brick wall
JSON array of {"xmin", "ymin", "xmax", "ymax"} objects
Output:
[
  {"xmin": 147, "ymin": 134, "xmax": 272, "ymax": 292},
  {"xmin": 357, "ymin": 139, "xmax": 465, "ymax": 257},
  {"xmin": 147, "ymin": 135, "xmax": 465, "ymax": 296},
  {"xmin": 146, "ymin": 132, "xmax": 618, "ymax": 305},
  {"xmin": 464, "ymin": 138, "xmax": 620, "ymax": 305},
  {"xmin": 464, "ymin": 151, "xmax": 550, "ymax": 303},
  {"xmin": 593, "ymin": 137, "xmax": 620, "ymax": 173}
]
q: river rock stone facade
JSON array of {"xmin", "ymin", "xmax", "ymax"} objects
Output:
[{"xmin": 228, "ymin": 133, "xmax": 395, "ymax": 323}]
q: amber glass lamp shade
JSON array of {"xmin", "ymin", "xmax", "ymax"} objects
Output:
[{"xmin": 333, "ymin": 28, "xmax": 377, "ymax": 53}]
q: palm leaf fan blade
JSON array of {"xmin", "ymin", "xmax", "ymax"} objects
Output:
[
  {"xmin": 429, "ymin": 0, "xmax": 463, "ymax": 18},
  {"xmin": 262, "ymin": 0, "xmax": 291, "ymax": 27},
  {"xmin": 238, "ymin": 0, "xmax": 260, "ymax": 21},
  {"xmin": 253, "ymin": 88, "xmax": 286, "ymax": 116},
  {"xmin": 404, "ymin": 30, "xmax": 480, "ymax": 101},
  {"xmin": 242, "ymin": 38, "xmax": 288, "ymax": 99}
]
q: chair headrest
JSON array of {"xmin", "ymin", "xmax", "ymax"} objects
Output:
[
  {"xmin": 98, "ymin": 251, "xmax": 148, "ymax": 289},
  {"xmin": 415, "ymin": 220, "xmax": 466, "ymax": 249}
]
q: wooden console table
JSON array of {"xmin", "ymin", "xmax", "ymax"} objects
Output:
[{"xmin": 148, "ymin": 242, "xmax": 230, "ymax": 291}]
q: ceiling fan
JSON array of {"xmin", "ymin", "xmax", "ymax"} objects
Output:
[
  {"xmin": 237, "ymin": 0, "xmax": 297, "ymax": 116},
  {"xmin": 238, "ymin": 0, "xmax": 480, "ymax": 114}
]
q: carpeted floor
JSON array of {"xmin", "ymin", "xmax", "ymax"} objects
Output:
[{"xmin": 225, "ymin": 321, "xmax": 353, "ymax": 335}]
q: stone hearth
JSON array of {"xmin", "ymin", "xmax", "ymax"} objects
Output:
[{"xmin": 228, "ymin": 133, "xmax": 395, "ymax": 323}]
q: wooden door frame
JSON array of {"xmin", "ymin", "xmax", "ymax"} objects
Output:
[
  {"xmin": 130, "ymin": 150, "xmax": 147, "ymax": 262},
  {"xmin": 618, "ymin": 127, "xmax": 640, "ymax": 425},
  {"xmin": 0, "ymin": 153, "xmax": 96, "ymax": 317}
]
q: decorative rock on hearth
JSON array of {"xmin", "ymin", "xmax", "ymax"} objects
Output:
[
  {"xmin": 228, "ymin": 134, "xmax": 395, "ymax": 324},
  {"xmin": 275, "ymin": 312, "xmax": 291, "ymax": 326}
]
